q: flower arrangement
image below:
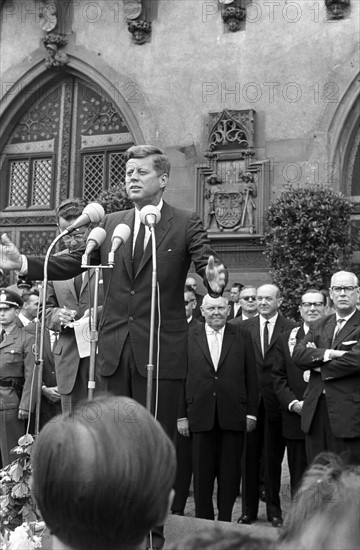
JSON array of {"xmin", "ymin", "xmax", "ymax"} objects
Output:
[
  {"xmin": 0, "ymin": 523, "xmax": 42, "ymax": 550},
  {"xmin": 0, "ymin": 434, "xmax": 43, "ymax": 549}
]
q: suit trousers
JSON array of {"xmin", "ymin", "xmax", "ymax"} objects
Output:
[
  {"xmin": 61, "ymin": 357, "xmax": 103, "ymax": 415},
  {"xmin": 100, "ymin": 336, "xmax": 182, "ymax": 440},
  {"xmin": 264, "ymin": 412, "xmax": 286, "ymax": 519},
  {"xmin": 192, "ymin": 415, "xmax": 244, "ymax": 522},
  {"xmin": 0, "ymin": 388, "xmax": 25, "ymax": 466},
  {"xmin": 306, "ymin": 394, "xmax": 346, "ymax": 464},
  {"xmin": 241, "ymin": 397, "xmax": 265, "ymax": 519},
  {"xmin": 285, "ymin": 439, "xmax": 308, "ymax": 497},
  {"xmin": 171, "ymin": 431, "xmax": 193, "ymax": 513}
]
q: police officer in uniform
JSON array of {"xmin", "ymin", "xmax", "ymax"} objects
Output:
[{"xmin": 0, "ymin": 289, "xmax": 33, "ymax": 466}]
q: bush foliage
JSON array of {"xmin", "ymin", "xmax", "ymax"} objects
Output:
[
  {"xmin": 263, "ymin": 184, "xmax": 353, "ymax": 319},
  {"xmin": 97, "ymin": 186, "xmax": 133, "ymax": 214}
]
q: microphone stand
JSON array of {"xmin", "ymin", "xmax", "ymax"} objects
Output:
[
  {"xmin": 146, "ymin": 225, "xmax": 158, "ymax": 413},
  {"xmin": 35, "ymin": 231, "xmax": 68, "ymax": 435},
  {"xmin": 81, "ymin": 255, "xmax": 113, "ymax": 401}
]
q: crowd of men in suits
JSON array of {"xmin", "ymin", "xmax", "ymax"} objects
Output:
[
  {"xmin": 0, "ymin": 145, "xmax": 360, "ymax": 547},
  {"xmin": 175, "ymin": 274, "xmax": 360, "ymax": 526}
]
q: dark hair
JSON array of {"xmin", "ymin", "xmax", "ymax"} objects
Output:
[
  {"xmin": 124, "ymin": 145, "xmax": 171, "ymax": 177},
  {"xmin": 55, "ymin": 198, "xmax": 87, "ymax": 222},
  {"xmin": 301, "ymin": 288, "xmax": 326, "ymax": 304},
  {"xmin": 32, "ymin": 396, "xmax": 176, "ymax": 550},
  {"xmin": 231, "ymin": 283, "xmax": 244, "ymax": 291},
  {"xmin": 21, "ymin": 290, "xmax": 39, "ymax": 302},
  {"xmin": 184, "ymin": 284, "xmax": 196, "ymax": 298}
]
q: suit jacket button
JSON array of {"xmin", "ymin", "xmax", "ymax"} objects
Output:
[
  {"xmin": 130, "ymin": 291, "xmax": 135, "ymax": 295},
  {"xmin": 129, "ymin": 317, "xmax": 134, "ymax": 321},
  {"xmin": 214, "ymin": 376, "xmax": 218, "ymax": 380},
  {"xmin": 213, "ymin": 392, "xmax": 216, "ymax": 396}
]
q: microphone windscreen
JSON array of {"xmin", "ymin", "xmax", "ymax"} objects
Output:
[
  {"xmin": 111, "ymin": 224, "xmax": 131, "ymax": 243},
  {"xmin": 83, "ymin": 203, "xmax": 105, "ymax": 224},
  {"xmin": 140, "ymin": 205, "xmax": 161, "ymax": 226},
  {"xmin": 87, "ymin": 227, "xmax": 107, "ymax": 247}
]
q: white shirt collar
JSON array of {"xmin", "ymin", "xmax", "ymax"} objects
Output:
[
  {"xmin": 335, "ymin": 310, "xmax": 356, "ymax": 324},
  {"xmin": 259, "ymin": 312, "xmax": 278, "ymax": 326},
  {"xmin": 205, "ymin": 323, "xmax": 225, "ymax": 337}
]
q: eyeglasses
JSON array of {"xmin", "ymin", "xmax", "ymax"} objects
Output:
[
  {"xmin": 241, "ymin": 296, "xmax": 256, "ymax": 302},
  {"xmin": 62, "ymin": 232, "xmax": 86, "ymax": 242},
  {"xmin": 331, "ymin": 286, "xmax": 358, "ymax": 294},
  {"xmin": 301, "ymin": 302, "xmax": 325, "ymax": 309}
]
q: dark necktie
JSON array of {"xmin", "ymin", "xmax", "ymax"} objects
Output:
[
  {"xmin": 263, "ymin": 321, "xmax": 269, "ymax": 357},
  {"xmin": 74, "ymin": 274, "xmax": 83, "ymax": 299},
  {"xmin": 133, "ymin": 222, "xmax": 145, "ymax": 276},
  {"xmin": 0, "ymin": 329, "xmax": 5, "ymax": 343}
]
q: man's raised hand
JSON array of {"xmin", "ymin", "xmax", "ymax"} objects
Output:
[
  {"xmin": 0, "ymin": 234, "xmax": 23, "ymax": 271},
  {"xmin": 206, "ymin": 255, "xmax": 226, "ymax": 295}
]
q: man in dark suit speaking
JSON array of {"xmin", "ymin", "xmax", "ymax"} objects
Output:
[
  {"xmin": 293, "ymin": 271, "xmax": 360, "ymax": 465},
  {"xmin": 0, "ymin": 145, "xmax": 226, "ymax": 440},
  {"xmin": 178, "ymin": 294, "xmax": 258, "ymax": 521}
]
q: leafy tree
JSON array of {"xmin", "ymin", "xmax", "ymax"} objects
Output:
[
  {"xmin": 97, "ymin": 186, "xmax": 133, "ymax": 214},
  {"xmin": 263, "ymin": 183, "xmax": 353, "ymax": 319}
]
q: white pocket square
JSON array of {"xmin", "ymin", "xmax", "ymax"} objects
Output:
[{"xmin": 342, "ymin": 341, "xmax": 358, "ymax": 345}]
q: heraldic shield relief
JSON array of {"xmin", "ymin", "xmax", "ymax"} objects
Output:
[{"xmin": 213, "ymin": 192, "xmax": 242, "ymax": 229}]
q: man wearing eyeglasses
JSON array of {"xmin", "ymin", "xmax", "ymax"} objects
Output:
[
  {"xmin": 239, "ymin": 286, "xmax": 258, "ymax": 320},
  {"xmin": 272, "ymin": 289, "xmax": 327, "ymax": 496},
  {"xmin": 294, "ymin": 271, "xmax": 360, "ymax": 464},
  {"xmin": 44, "ymin": 198, "xmax": 104, "ymax": 414}
]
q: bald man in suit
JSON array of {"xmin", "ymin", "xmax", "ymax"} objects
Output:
[
  {"xmin": 178, "ymin": 294, "xmax": 258, "ymax": 521},
  {"xmin": 230, "ymin": 284, "xmax": 295, "ymax": 526}
]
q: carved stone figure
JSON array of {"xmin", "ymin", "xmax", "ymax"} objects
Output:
[
  {"xmin": 44, "ymin": 42, "xmax": 69, "ymax": 69},
  {"xmin": 234, "ymin": 172, "xmax": 257, "ymax": 234}
]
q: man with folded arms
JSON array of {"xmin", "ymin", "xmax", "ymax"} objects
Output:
[{"xmin": 293, "ymin": 271, "xmax": 360, "ymax": 464}]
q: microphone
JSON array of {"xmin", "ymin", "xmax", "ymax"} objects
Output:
[
  {"xmin": 82, "ymin": 227, "xmax": 106, "ymax": 266},
  {"xmin": 63, "ymin": 203, "xmax": 105, "ymax": 235},
  {"xmin": 84, "ymin": 227, "xmax": 107, "ymax": 256},
  {"xmin": 108, "ymin": 224, "xmax": 131, "ymax": 266},
  {"xmin": 140, "ymin": 205, "xmax": 161, "ymax": 228}
]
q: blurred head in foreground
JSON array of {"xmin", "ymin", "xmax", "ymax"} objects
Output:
[
  {"xmin": 32, "ymin": 396, "xmax": 176, "ymax": 550},
  {"xmin": 279, "ymin": 452, "xmax": 360, "ymax": 550}
]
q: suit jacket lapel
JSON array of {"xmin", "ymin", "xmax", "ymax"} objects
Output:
[
  {"xmin": 268, "ymin": 316, "xmax": 284, "ymax": 350},
  {"xmin": 120, "ymin": 209, "xmax": 135, "ymax": 280},
  {"xmin": 217, "ymin": 324, "xmax": 234, "ymax": 370},
  {"xmin": 333, "ymin": 310, "xmax": 360, "ymax": 347},
  {"xmin": 252, "ymin": 317, "xmax": 262, "ymax": 355},
  {"xmin": 194, "ymin": 325, "xmax": 214, "ymax": 368},
  {"xmin": 323, "ymin": 315, "xmax": 336, "ymax": 347}
]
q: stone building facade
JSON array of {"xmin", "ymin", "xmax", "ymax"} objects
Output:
[{"xmin": 0, "ymin": 0, "xmax": 359, "ymax": 287}]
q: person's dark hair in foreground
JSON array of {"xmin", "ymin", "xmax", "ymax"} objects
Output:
[
  {"xmin": 279, "ymin": 452, "xmax": 360, "ymax": 549},
  {"xmin": 32, "ymin": 396, "xmax": 176, "ymax": 550},
  {"xmin": 167, "ymin": 526, "xmax": 274, "ymax": 550}
]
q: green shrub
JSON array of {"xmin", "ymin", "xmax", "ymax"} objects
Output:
[
  {"xmin": 263, "ymin": 184, "xmax": 353, "ymax": 319},
  {"xmin": 97, "ymin": 186, "xmax": 133, "ymax": 214}
]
